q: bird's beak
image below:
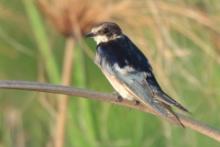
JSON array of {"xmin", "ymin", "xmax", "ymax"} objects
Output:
[{"xmin": 85, "ymin": 32, "xmax": 96, "ymax": 38}]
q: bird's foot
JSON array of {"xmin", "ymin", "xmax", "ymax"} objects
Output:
[
  {"xmin": 112, "ymin": 91, "xmax": 123, "ymax": 102},
  {"xmin": 134, "ymin": 100, "xmax": 140, "ymax": 105}
]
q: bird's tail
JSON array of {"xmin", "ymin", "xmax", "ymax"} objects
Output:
[
  {"xmin": 156, "ymin": 92, "xmax": 190, "ymax": 113},
  {"xmin": 138, "ymin": 94, "xmax": 185, "ymax": 127},
  {"xmin": 159, "ymin": 102, "xmax": 185, "ymax": 127}
]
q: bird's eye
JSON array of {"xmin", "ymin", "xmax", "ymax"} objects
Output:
[{"xmin": 102, "ymin": 28, "xmax": 109, "ymax": 34}]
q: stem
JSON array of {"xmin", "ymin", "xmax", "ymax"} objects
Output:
[
  {"xmin": 54, "ymin": 37, "xmax": 74, "ymax": 147},
  {"xmin": 23, "ymin": 0, "xmax": 60, "ymax": 83},
  {"xmin": 0, "ymin": 80, "xmax": 220, "ymax": 142}
]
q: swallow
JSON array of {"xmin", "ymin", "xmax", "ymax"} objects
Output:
[{"xmin": 86, "ymin": 22, "xmax": 189, "ymax": 126}]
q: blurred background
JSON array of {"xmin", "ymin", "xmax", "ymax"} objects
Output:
[{"xmin": 0, "ymin": 0, "xmax": 220, "ymax": 147}]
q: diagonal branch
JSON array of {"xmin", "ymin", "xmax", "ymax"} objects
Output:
[{"xmin": 0, "ymin": 80, "xmax": 220, "ymax": 142}]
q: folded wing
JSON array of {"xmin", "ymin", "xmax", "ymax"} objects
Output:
[{"xmin": 111, "ymin": 67, "xmax": 184, "ymax": 126}]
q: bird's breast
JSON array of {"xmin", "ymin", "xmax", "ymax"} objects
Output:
[{"xmin": 101, "ymin": 69, "xmax": 135, "ymax": 100}]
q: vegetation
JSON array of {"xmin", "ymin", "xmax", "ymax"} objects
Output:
[{"xmin": 0, "ymin": 0, "xmax": 220, "ymax": 146}]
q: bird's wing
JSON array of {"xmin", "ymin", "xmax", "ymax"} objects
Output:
[
  {"xmin": 115, "ymin": 36, "xmax": 189, "ymax": 113},
  {"xmin": 145, "ymin": 72, "xmax": 189, "ymax": 113},
  {"xmin": 109, "ymin": 66, "xmax": 184, "ymax": 126}
]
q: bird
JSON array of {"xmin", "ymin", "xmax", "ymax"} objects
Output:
[{"xmin": 85, "ymin": 22, "xmax": 189, "ymax": 126}]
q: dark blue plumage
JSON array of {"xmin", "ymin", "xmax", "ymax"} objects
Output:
[
  {"xmin": 86, "ymin": 22, "xmax": 188, "ymax": 126},
  {"xmin": 97, "ymin": 36, "xmax": 151, "ymax": 71}
]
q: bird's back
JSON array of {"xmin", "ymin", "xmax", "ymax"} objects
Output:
[{"xmin": 96, "ymin": 35, "xmax": 151, "ymax": 71}]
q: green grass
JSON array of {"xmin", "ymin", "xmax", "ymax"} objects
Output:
[{"xmin": 0, "ymin": 0, "xmax": 220, "ymax": 147}]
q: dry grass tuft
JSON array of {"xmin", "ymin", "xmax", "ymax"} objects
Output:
[{"xmin": 37, "ymin": 0, "xmax": 145, "ymax": 37}]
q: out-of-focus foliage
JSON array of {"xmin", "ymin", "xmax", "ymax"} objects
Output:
[{"xmin": 0, "ymin": 0, "xmax": 220, "ymax": 147}]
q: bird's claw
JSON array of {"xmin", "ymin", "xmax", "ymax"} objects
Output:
[
  {"xmin": 134, "ymin": 100, "xmax": 140, "ymax": 105},
  {"xmin": 112, "ymin": 91, "xmax": 123, "ymax": 102}
]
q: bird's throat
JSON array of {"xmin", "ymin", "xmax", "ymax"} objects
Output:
[
  {"xmin": 94, "ymin": 35, "xmax": 123, "ymax": 44},
  {"xmin": 94, "ymin": 35, "xmax": 109, "ymax": 44}
]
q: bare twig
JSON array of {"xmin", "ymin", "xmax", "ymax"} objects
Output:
[{"xmin": 0, "ymin": 80, "xmax": 220, "ymax": 142}]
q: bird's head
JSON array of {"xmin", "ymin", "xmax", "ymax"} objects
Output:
[{"xmin": 85, "ymin": 22, "xmax": 122, "ymax": 44}]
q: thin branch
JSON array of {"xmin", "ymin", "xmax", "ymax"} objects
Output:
[{"xmin": 0, "ymin": 80, "xmax": 220, "ymax": 142}]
